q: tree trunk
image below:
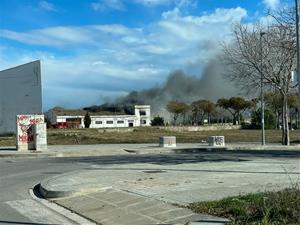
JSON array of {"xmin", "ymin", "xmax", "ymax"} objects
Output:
[
  {"xmin": 276, "ymin": 111, "xmax": 279, "ymax": 129},
  {"xmin": 282, "ymin": 94, "xmax": 290, "ymax": 145}
]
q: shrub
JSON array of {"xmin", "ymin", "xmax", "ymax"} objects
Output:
[
  {"xmin": 84, "ymin": 112, "xmax": 91, "ymax": 128},
  {"xmin": 151, "ymin": 116, "xmax": 165, "ymax": 126},
  {"xmin": 250, "ymin": 108, "xmax": 276, "ymax": 129}
]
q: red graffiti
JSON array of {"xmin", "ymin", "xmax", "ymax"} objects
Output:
[
  {"xmin": 30, "ymin": 118, "xmax": 43, "ymax": 124},
  {"xmin": 17, "ymin": 115, "xmax": 30, "ymax": 123},
  {"xmin": 18, "ymin": 134, "xmax": 34, "ymax": 143}
]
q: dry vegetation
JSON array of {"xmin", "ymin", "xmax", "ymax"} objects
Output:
[
  {"xmin": 2, "ymin": 127, "xmax": 300, "ymax": 146},
  {"xmin": 189, "ymin": 187, "xmax": 300, "ymax": 225}
]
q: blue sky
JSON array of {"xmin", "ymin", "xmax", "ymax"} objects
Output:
[{"xmin": 0, "ymin": 0, "xmax": 293, "ymax": 110}]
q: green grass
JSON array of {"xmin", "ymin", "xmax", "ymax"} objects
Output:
[
  {"xmin": 2, "ymin": 127, "xmax": 300, "ymax": 146},
  {"xmin": 188, "ymin": 187, "xmax": 300, "ymax": 225}
]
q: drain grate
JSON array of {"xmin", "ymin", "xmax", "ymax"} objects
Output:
[{"xmin": 142, "ymin": 170, "xmax": 166, "ymax": 173}]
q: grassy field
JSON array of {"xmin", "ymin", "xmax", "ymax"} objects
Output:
[
  {"xmin": 1, "ymin": 127, "xmax": 300, "ymax": 146},
  {"xmin": 188, "ymin": 187, "xmax": 300, "ymax": 225}
]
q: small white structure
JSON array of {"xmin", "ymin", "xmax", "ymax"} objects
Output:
[
  {"xmin": 34, "ymin": 123, "xmax": 47, "ymax": 151},
  {"xmin": 16, "ymin": 115, "xmax": 46, "ymax": 151},
  {"xmin": 0, "ymin": 61, "xmax": 43, "ymax": 134},
  {"xmin": 46, "ymin": 105, "xmax": 151, "ymax": 129},
  {"xmin": 208, "ymin": 136, "xmax": 225, "ymax": 147},
  {"xmin": 159, "ymin": 136, "xmax": 176, "ymax": 148}
]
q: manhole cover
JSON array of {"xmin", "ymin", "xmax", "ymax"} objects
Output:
[{"xmin": 142, "ymin": 170, "xmax": 166, "ymax": 173}]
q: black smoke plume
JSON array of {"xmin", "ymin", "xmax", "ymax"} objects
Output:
[{"xmin": 85, "ymin": 58, "xmax": 239, "ymax": 117}]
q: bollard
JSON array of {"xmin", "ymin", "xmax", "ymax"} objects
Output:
[
  {"xmin": 159, "ymin": 136, "xmax": 176, "ymax": 148},
  {"xmin": 34, "ymin": 123, "xmax": 47, "ymax": 151},
  {"xmin": 208, "ymin": 136, "xmax": 225, "ymax": 147}
]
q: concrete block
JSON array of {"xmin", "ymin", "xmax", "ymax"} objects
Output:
[
  {"xmin": 159, "ymin": 136, "xmax": 176, "ymax": 148},
  {"xmin": 16, "ymin": 115, "xmax": 44, "ymax": 151},
  {"xmin": 34, "ymin": 123, "xmax": 47, "ymax": 151},
  {"xmin": 208, "ymin": 136, "xmax": 225, "ymax": 147}
]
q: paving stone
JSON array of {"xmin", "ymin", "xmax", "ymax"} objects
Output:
[
  {"xmin": 125, "ymin": 200, "xmax": 160, "ymax": 211},
  {"xmin": 116, "ymin": 196, "xmax": 145, "ymax": 207},
  {"xmin": 139, "ymin": 204, "xmax": 175, "ymax": 216},
  {"xmin": 152, "ymin": 208, "xmax": 193, "ymax": 222},
  {"xmin": 89, "ymin": 190, "xmax": 133, "ymax": 202},
  {"xmin": 167, "ymin": 214, "xmax": 229, "ymax": 224},
  {"xmin": 56, "ymin": 196, "xmax": 99, "ymax": 211},
  {"xmin": 54, "ymin": 189, "xmax": 227, "ymax": 225},
  {"xmin": 108, "ymin": 212, "xmax": 159, "ymax": 225}
]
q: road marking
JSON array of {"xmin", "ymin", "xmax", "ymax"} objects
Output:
[{"xmin": 6, "ymin": 199, "xmax": 78, "ymax": 225}]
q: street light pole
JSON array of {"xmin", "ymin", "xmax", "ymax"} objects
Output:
[
  {"xmin": 260, "ymin": 31, "xmax": 266, "ymax": 146},
  {"xmin": 295, "ymin": 0, "xmax": 300, "ymax": 128}
]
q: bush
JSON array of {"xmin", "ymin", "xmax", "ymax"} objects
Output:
[
  {"xmin": 151, "ymin": 116, "xmax": 164, "ymax": 126},
  {"xmin": 188, "ymin": 187, "xmax": 300, "ymax": 225},
  {"xmin": 250, "ymin": 108, "xmax": 276, "ymax": 130}
]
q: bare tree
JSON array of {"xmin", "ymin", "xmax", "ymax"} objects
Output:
[{"xmin": 222, "ymin": 16, "xmax": 296, "ymax": 145}]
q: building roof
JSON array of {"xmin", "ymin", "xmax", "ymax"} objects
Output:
[{"xmin": 49, "ymin": 107, "xmax": 132, "ymax": 117}]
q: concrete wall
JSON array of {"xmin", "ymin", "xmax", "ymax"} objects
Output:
[
  {"xmin": 159, "ymin": 125, "xmax": 241, "ymax": 132},
  {"xmin": 0, "ymin": 61, "xmax": 42, "ymax": 134},
  {"xmin": 134, "ymin": 105, "xmax": 151, "ymax": 127},
  {"xmin": 90, "ymin": 115, "xmax": 137, "ymax": 128},
  {"xmin": 46, "ymin": 105, "xmax": 151, "ymax": 129},
  {"xmin": 16, "ymin": 114, "xmax": 44, "ymax": 150}
]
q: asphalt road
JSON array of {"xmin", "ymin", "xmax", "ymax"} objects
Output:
[
  {"xmin": 0, "ymin": 156, "xmax": 92, "ymax": 225},
  {"xmin": 0, "ymin": 149, "xmax": 299, "ymax": 225}
]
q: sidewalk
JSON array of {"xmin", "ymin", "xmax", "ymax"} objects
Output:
[
  {"xmin": 53, "ymin": 188, "xmax": 228, "ymax": 225},
  {"xmin": 2, "ymin": 142, "xmax": 300, "ymax": 158},
  {"xmin": 37, "ymin": 144, "xmax": 300, "ymax": 224}
]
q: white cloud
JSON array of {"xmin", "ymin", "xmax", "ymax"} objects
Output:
[
  {"xmin": 132, "ymin": 0, "xmax": 196, "ymax": 7},
  {"xmin": 0, "ymin": 7, "xmax": 247, "ymax": 109},
  {"xmin": 91, "ymin": 0, "xmax": 125, "ymax": 11},
  {"xmin": 263, "ymin": 0, "xmax": 280, "ymax": 9},
  {"xmin": 132, "ymin": 0, "xmax": 171, "ymax": 6},
  {"xmin": 39, "ymin": 1, "xmax": 57, "ymax": 11}
]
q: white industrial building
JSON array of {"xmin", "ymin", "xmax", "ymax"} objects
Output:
[
  {"xmin": 0, "ymin": 61, "xmax": 42, "ymax": 134},
  {"xmin": 46, "ymin": 105, "xmax": 151, "ymax": 128}
]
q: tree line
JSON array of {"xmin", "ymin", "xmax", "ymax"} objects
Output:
[{"xmin": 152, "ymin": 92, "xmax": 299, "ymax": 129}]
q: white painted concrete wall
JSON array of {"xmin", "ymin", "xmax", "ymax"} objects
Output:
[
  {"xmin": 46, "ymin": 105, "xmax": 151, "ymax": 129},
  {"xmin": 16, "ymin": 114, "xmax": 44, "ymax": 151},
  {"xmin": 135, "ymin": 105, "xmax": 151, "ymax": 127},
  {"xmin": 0, "ymin": 61, "xmax": 42, "ymax": 134},
  {"xmin": 90, "ymin": 115, "xmax": 136, "ymax": 128}
]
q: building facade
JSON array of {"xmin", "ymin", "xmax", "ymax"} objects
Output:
[
  {"xmin": 0, "ymin": 61, "xmax": 42, "ymax": 134},
  {"xmin": 46, "ymin": 105, "xmax": 151, "ymax": 128}
]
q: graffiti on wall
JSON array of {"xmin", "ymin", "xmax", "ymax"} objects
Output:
[{"xmin": 17, "ymin": 115, "xmax": 44, "ymax": 144}]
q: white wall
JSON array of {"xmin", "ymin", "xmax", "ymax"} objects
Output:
[
  {"xmin": 0, "ymin": 61, "xmax": 42, "ymax": 134},
  {"xmin": 90, "ymin": 116, "xmax": 136, "ymax": 128},
  {"xmin": 135, "ymin": 105, "xmax": 151, "ymax": 126}
]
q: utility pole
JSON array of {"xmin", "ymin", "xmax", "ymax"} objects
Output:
[
  {"xmin": 296, "ymin": 0, "xmax": 300, "ymax": 129},
  {"xmin": 260, "ymin": 31, "xmax": 266, "ymax": 145}
]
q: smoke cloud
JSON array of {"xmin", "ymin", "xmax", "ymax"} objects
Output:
[{"xmin": 87, "ymin": 57, "xmax": 239, "ymax": 118}]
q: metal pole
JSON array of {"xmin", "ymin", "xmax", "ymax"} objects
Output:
[
  {"xmin": 295, "ymin": 0, "xmax": 300, "ymax": 129},
  {"xmin": 260, "ymin": 32, "xmax": 266, "ymax": 145}
]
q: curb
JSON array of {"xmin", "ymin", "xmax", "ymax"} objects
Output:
[
  {"xmin": 30, "ymin": 185, "xmax": 97, "ymax": 225},
  {"xmin": 123, "ymin": 147, "xmax": 300, "ymax": 155},
  {"xmin": 38, "ymin": 182, "xmax": 76, "ymax": 198},
  {"xmin": 0, "ymin": 152, "xmax": 54, "ymax": 158}
]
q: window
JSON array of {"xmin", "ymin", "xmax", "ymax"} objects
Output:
[
  {"xmin": 139, "ymin": 110, "xmax": 146, "ymax": 116},
  {"xmin": 95, "ymin": 121, "xmax": 102, "ymax": 124},
  {"xmin": 106, "ymin": 121, "xmax": 114, "ymax": 124},
  {"xmin": 142, "ymin": 120, "xmax": 147, "ymax": 124},
  {"xmin": 117, "ymin": 120, "xmax": 124, "ymax": 124}
]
